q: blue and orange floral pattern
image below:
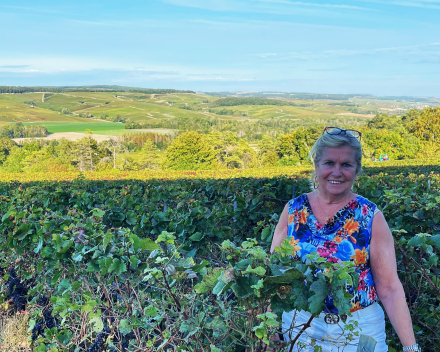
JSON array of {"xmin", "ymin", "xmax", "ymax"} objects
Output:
[{"xmin": 287, "ymin": 194, "xmax": 378, "ymax": 313}]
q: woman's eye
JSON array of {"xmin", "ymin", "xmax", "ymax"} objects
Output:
[{"xmin": 343, "ymin": 163, "xmax": 352, "ymax": 167}]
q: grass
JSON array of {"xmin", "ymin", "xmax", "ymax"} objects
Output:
[
  {"xmin": 0, "ymin": 312, "xmax": 31, "ymax": 351},
  {"xmin": 22, "ymin": 121, "xmax": 126, "ymax": 134}
]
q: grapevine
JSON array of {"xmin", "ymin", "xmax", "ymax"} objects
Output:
[
  {"xmin": 7, "ymin": 267, "xmax": 28, "ymax": 313},
  {"xmin": 87, "ymin": 327, "xmax": 111, "ymax": 352}
]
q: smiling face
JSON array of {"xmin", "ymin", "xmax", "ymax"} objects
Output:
[{"xmin": 315, "ymin": 146, "xmax": 358, "ymax": 198}]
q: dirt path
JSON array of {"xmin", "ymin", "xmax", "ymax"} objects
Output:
[
  {"xmin": 337, "ymin": 112, "xmax": 376, "ymax": 118},
  {"xmin": 74, "ymin": 105, "xmax": 102, "ymax": 113},
  {"xmin": 13, "ymin": 132, "xmax": 115, "ymax": 143}
]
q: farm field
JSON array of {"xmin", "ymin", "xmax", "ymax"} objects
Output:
[
  {"xmin": 2, "ymin": 90, "xmax": 431, "ymax": 138},
  {"xmin": 21, "ymin": 121, "xmax": 126, "ymax": 134}
]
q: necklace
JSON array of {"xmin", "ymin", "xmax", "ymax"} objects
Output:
[{"xmin": 316, "ymin": 192, "xmax": 353, "ymax": 223}]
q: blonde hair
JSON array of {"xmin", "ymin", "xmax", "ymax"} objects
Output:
[{"xmin": 309, "ymin": 132, "xmax": 362, "ymax": 177}]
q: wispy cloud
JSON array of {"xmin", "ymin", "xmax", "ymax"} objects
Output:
[
  {"xmin": 356, "ymin": 0, "xmax": 440, "ymax": 9},
  {"xmin": 257, "ymin": 53, "xmax": 278, "ymax": 58},
  {"xmin": 0, "ymin": 65, "xmax": 30, "ymax": 69},
  {"xmin": 0, "ymin": 56, "xmax": 254, "ymax": 83},
  {"xmin": 324, "ymin": 42, "xmax": 440, "ymax": 55},
  {"xmin": 161, "ymin": 0, "xmax": 376, "ymax": 14},
  {"xmin": 254, "ymin": 0, "xmax": 375, "ymax": 10},
  {"xmin": 306, "ymin": 66, "xmax": 349, "ymax": 71},
  {"xmin": 259, "ymin": 42, "xmax": 440, "ymax": 62},
  {"xmin": 0, "ymin": 4, "xmax": 63, "ymax": 14}
]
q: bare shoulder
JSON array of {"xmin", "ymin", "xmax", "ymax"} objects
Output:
[
  {"xmin": 372, "ymin": 211, "xmax": 392, "ymax": 237},
  {"xmin": 370, "ymin": 210, "xmax": 394, "ymax": 253}
]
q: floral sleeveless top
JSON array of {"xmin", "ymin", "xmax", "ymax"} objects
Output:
[{"xmin": 287, "ymin": 194, "xmax": 378, "ymax": 313}]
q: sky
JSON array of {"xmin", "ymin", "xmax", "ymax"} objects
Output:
[{"xmin": 0, "ymin": 0, "xmax": 439, "ymax": 96}]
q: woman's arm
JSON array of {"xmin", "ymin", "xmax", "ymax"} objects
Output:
[
  {"xmin": 270, "ymin": 203, "xmax": 289, "ymax": 253},
  {"xmin": 266, "ymin": 203, "xmax": 290, "ymax": 351},
  {"xmin": 370, "ymin": 211, "xmax": 418, "ymax": 350}
]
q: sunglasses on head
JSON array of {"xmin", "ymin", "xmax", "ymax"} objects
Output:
[{"xmin": 323, "ymin": 127, "xmax": 362, "ymax": 141}]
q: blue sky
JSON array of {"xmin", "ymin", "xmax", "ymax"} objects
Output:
[{"xmin": 0, "ymin": 0, "xmax": 439, "ymax": 95}]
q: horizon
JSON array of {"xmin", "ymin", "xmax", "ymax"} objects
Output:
[
  {"xmin": 1, "ymin": 0, "xmax": 440, "ymax": 96},
  {"xmin": 2, "ymin": 85, "xmax": 440, "ymax": 99}
]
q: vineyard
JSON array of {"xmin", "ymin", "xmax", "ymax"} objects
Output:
[{"xmin": 0, "ymin": 162, "xmax": 439, "ymax": 351}]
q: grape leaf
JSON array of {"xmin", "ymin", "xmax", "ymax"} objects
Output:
[
  {"xmin": 141, "ymin": 238, "xmax": 160, "ymax": 251},
  {"xmin": 90, "ymin": 317, "xmax": 103, "ymax": 333},
  {"xmin": 308, "ymin": 276, "xmax": 330, "ymax": 316},
  {"xmin": 108, "ymin": 258, "xmax": 127, "ymax": 275}
]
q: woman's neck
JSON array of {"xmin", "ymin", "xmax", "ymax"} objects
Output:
[{"xmin": 316, "ymin": 189, "xmax": 354, "ymax": 205}]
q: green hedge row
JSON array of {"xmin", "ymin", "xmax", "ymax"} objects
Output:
[{"xmin": 0, "ymin": 171, "xmax": 438, "ymax": 351}]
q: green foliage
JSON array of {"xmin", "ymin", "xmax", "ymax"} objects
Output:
[
  {"xmin": 408, "ymin": 107, "xmax": 440, "ymax": 143},
  {"xmin": 367, "ymin": 113, "xmax": 404, "ymax": 131},
  {"xmin": 0, "ymin": 137, "xmax": 16, "ymax": 164},
  {"xmin": 165, "ymin": 131, "xmax": 218, "ymax": 170},
  {"xmin": 276, "ymin": 126, "xmax": 322, "ymax": 161},
  {"xmin": 0, "ymin": 164, "xmax": 439, "ymax": 350},
  {"xmin": 361, "ymin": 129, "xmax": 421, "ymax": 160},
  {"xmin": 0, "ymin": 122, "xmax": 48, "ymax": 138}
]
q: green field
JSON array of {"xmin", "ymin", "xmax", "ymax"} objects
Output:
[{"xmin": 22, "ymin": 121, "xmax": 126, "ymax": 134}]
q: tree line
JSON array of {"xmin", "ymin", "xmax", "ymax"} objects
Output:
[
  {"xmin": 0, "ymin": 86, "xmax": 195, "ymax": 94},
  {"xmin": 0, "ymin": 131, "xmax": 168, "ymax": 173},
  {"xmin": 1, "ymin": 107, "xmax": 439, "ymax": 173},
  {"xmin": 205, "ymin": 92, "xmax": 361, "ymax": 100},
  {"xmin": 209, "ymin": 97, "xmax": 297, "ymax": 107},
  {"xmin": 0, "ymin": 122, "xmax": 47, "ymax": 138},
  {"xmin": 125, "ymin": 115, "xmax": 306, "ymax": 140}
]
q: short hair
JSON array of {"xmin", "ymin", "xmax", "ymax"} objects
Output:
[{"xmin": 309, "ymin": 132, "xmax": 363, "ymax": 175}]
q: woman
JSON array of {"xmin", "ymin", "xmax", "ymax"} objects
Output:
[{"xmin": 270, "ymin": 127, "xmax": 419, "ymax": 352}]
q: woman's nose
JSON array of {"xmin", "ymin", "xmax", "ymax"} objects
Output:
[{"xmin": 332, "ymin": 165, "xmax": 342, "ymax": 176}]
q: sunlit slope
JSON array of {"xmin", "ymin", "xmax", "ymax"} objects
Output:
[
  {"xmin": 0, "ymin": 93, "xmax": 87, "ymax": 122},
  {"xmin": 1, "ymin": 91, "xmax": 381, "ymax": 131}
]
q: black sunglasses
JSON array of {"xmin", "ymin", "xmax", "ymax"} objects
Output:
[{"xmin": 323, "ymin": 126, "xmax": 362, "ymax": 141}]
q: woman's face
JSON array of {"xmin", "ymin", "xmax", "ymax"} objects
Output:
[{"xmin": 315, "ymin": 146, "xmax": 358, "ymax": 197}]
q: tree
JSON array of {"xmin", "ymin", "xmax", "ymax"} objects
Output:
[
  {"xmin": 100, "ymin": 138, "xmax": 128, "ymax": 169},
  {"xmin": 0, "ymin": 137, "xmax": 17, "ymax": 165},
  {"xmin": 367, "ymin": 113, "xmax": 403, "ymax": 130},
  {"xmin": 72, "ymin": 134, "xmax": 100, "ymax": 172},
  {"xmin": 139, "ymin": 139, "xmax": 160, "ymax": 170},
  {"xmin": 408, "ymin": 107, "xmax": 440, "ymax": 143},
  {"xmin": 54, "ymin": 138, "xmax": 77, "ymax": 167},
  {"xmin": 165, "ymin": 131, "xmax": 217, "ymax": 170},
  {"xmin": 22, "ymin": 149, "xmax": 51, "ymax": 171},
  {"xmin": 0, "ymin": 146, "xmax": 26, "ymax": 172},
  {"xmin": 276, "ymin": 127, "xmax": 321, "ymax": 161},
  {"xmin": 256, "ymin": 135, "xmax": 278, "ymax": 167},
  {"xmin": 402, "ymin": 109, "xmax": 420, "ymax": 126},
  {"xmin": 362, "ymin": 129, "xmax": 420, "ymax": 160}
]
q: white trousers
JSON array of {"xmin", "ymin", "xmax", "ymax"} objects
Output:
[{"xmin": 282, "ymin": 303, "xmax": 388, "ymax": 352}]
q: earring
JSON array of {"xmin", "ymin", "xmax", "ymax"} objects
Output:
[{"xmin": 313, "ymin": 175, "xmax": 319, "ymax": 190}]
